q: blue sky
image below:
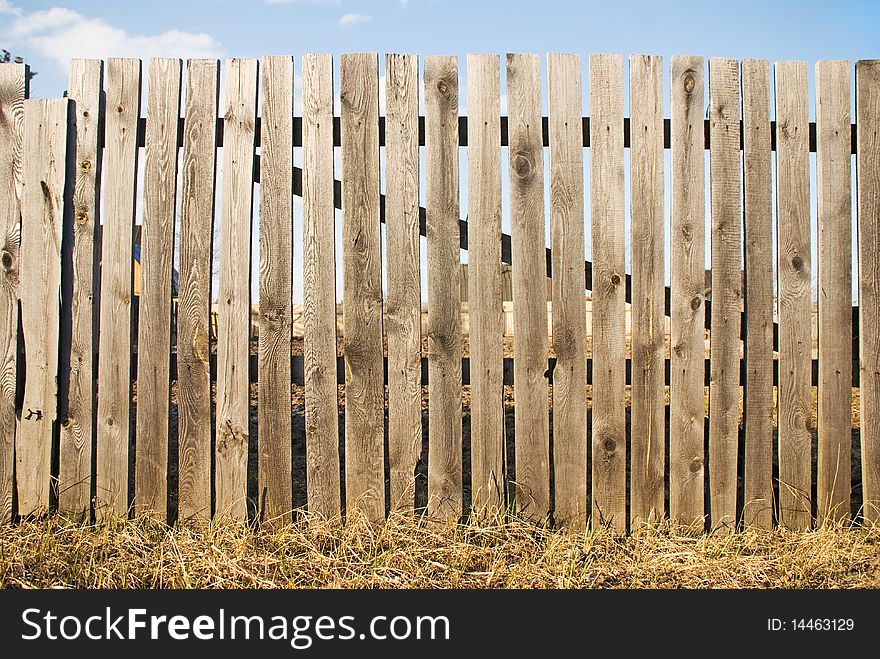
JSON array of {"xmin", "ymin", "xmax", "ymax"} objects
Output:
[{"xmin": 1, "ymin": 0, "xmax": 877, "ymax": 302}]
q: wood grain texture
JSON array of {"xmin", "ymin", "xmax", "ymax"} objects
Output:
[
  {"xmin": 467, "ymin": 54, "xmax": 505, "ymax": 517},
  {"xmin": 340, "ymin": 52, "xmax": 385, "ymax": 523},
  {"xmin": 424, "ymin": 55, "xmax": 462, "ymax": 523},
  {"xmin": 17, "ymin": 99, "xmax": 69, "ymax": 515},
  {"xmin": 302, "ymin": 53, "xmax": 341, "ymax": 520},
  {"xmin": 858, "ymin": 60, "xmax": 880, "ymax": 526},
  {"xmin": 670, "ymin": 55, "xmax": 706, "ymax": 529},
  {"xmin": 590, "ymin": 54, "xmax": 626, "ymax": 533},
  {"xmin": 816, "ymin": 60, "xmax": 852, "ymax": 523},
  {"xmin": 59, "ymin": 60, "xmax": 102, "ymax": 517},
  {"xmin": 774, "ymin": 61, "xmax": 812, "ymax": 530},
  {"xmin": 506, "ymin": 53, "xmax": 549, "ymax": 521},
  {"xmin": 547, "ymin": 52, "xmax": 587, "ymax": 529},
  {"xmin": 707, "ymin": 58, "xmax": 741, "ymax": 532},
  {"xmin": 629, "ymin": 54, "xmax": 665, "ymax": 526},
  {"xmin": 0, "ymin": 63, "xmax": 26, "ymax": 522},
  {"xmin": 741, "ymin": 59, "xmax": 774, "ymax": 529},
  {"xmin": 176, "ymin": 59, "xmax": 219, "ymax": 522},
  {"xmin": 258, "ymin": 55, "xmax": 294, "ymax": 523},
  {"xmin": 135, "ymin": 58, "xmax": 181, "ymax": 518},
  {"xmin": 385, "ymin": 53, "xmax": 421, "ymax": 513},
  {"xmin": 216, "ymin": 58, "xmax": 258, "ymax": 520},
  {"xmin": 96, "ymin": 58, "xmax": 141, "ymax": 518}
]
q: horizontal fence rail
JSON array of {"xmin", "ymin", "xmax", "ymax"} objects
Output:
[{"xmin": 1, "ymin": 53, "xmax": 878, "ymax": 534}]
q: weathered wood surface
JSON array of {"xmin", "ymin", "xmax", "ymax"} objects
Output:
[
  {"xmin": 216, "ymin": 58, "xmax": 258, "ymax": 520},
  {"xmin": 135, "ymin": 58, "xmax": 182, "ymax": 517},
  {"xmin": 669, "ymin": 55, "xmax": 706, "ymax": 529},
  {"xmin": 17, "ymin": 98, "xmax": 70, "ymax": 514},
  {"xmin": 302, "ymin": 53, "xmax": 341, "ymax": 520},
  {"xmin": 385, "ymin": 53, "xmax": 422, "ymax": 513},
  {"xmin": 341, "ymin": 52, "xmax": 385, "ymax": 523},
  {"xmin": 177, "ymin": 59, "xmax": 219, "ymax": 522},
  {"xmin": 424, "ymin": 55, "xmax": 462, "ymax": 523},
  {"xmin": 258, "ymin": 55, "xmax": 294, "ymax": 522},
  {"xmin": 96, "ymin": 58, "xmax": 141, "ymax": 518}
]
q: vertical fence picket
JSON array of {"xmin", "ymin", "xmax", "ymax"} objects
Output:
[
  {"xmin": 341, "ymin": 52, "xmax": 385, "ymax": 523},
  {"xmin": 424, "ymin": 55, "xmax": 462, "ymax": 523},
  {"xmin": 0, "ymin": 63, "xmax": 26, "ymax": 522},
  {"xmin": 858, "ymin": 59, "xmax": 880, "ymax": 526},
  {"xmin": 135, "ymin": 58, "xmax": 182, "ymax": 518},
  {"xmin": 467, "ymin": 54, "xmax": 505, "ymax": 517},
  {"xmin": 547, "ymin": 53, "xmax": 587, "ymax": 529},
  {"xmin": 775, "ymin": 61, "xmax": 812, "ymax": 530},
  {"xmin": 670, "ymin": 55, "xmax": 706, "ymax": 529},
  {"xmin": 629, "ymin": 54, "xmax": 665, "ymax": 526},
  {"xmin": 258, "ymin": 56, "xmax": 294, "ymax": 523},
  {"xmin": 96, "ymin": 58, "xmax": 141, "ymax": 518},
  {"xmin": 216, "ymin": 58, "xmax": 258, "ymax": 521},
  {"xmin": 302, "ymin": 54, "xmax": 341, "ymax": 520},
  {"xmin": 385, "ymin": 53, "xmax": 422, "ymax": 514},
  {"xmin": 741, "ymin": 59, "xmax": 774, "ymax": 529},
  {"xmin": 590, "ymin": 53, "xmax": 626, "ymax": 533},
  {"xmin": 507, "ymin": 53, "xmax": 549, "ymax": 521}
]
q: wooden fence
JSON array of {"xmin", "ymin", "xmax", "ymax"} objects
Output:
[{"xmin": 0, "ymin": 53, "xmax": 878, "ymax": 533}]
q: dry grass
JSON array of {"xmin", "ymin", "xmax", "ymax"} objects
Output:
[{"xmin": 1, "ymin": 513, "xmax": 878, "ymax": 589}]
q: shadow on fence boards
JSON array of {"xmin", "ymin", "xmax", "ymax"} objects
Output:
[{"xmin": 0, "ymin": 53, "xmax": 878, "ymax": 534}]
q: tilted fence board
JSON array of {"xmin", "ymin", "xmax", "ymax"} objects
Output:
[
  {"xmin": 507, "ymin": 53, "xmax": 550, "ymax": 521},
  {"xmin": 385, "ymin": 53, "xmax": 422, "ymax": 514},
  {"xmin": 466, "ymin": 53, "xmax": 505, "ymax": 517},
  {"xmin": 741, "ymin": 59, "xmax": 774, "ymax": 530},
  {"xmin": 135, "ymin": 58, "xmax": 182, "ymax": 517},
  {"xmin": 629, "ymin": 54, "xmax": 665, "ymax": 526},
  {"xmin": 176, "ymin": 59, "xmax": 219, "ymax": 522},
  {"xmin": 302, "ymin": 53, "xmax": 341, "ymax": 520},
  {"xmin": 775, "ymin": 61, "xmax": 813, "ymax": 530},
  {"xmin": 258, "ymin": 55, "xmax": 294, "ymax": 523},
  {"xmin": 341, "ymin": 52, "xmax": 385, "ymax": 523},
  {"xmin": 816, "ymin": 60, "xmax": 853, "ymax": 523},
  {"xmin": 96, "ymin": 58, "xmax": 141, "ymax": 518},
  {"xmin": 0, "ymin": 63, "xmax": 26, "ymax": 522},
  {"xmin": 424, "ymin": 55, "xmax": 463, "ymax": 523},
  {"xmin": 216, "ymin": 58, "xmax": 258, "ymax": 521},
  {"xmin": 670, "ymin": 55, "xmax": 706, "ymax": 529}
]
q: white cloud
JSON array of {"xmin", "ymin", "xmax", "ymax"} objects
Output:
[
  {"xmin": 4, "ymin": 4, "xmax": 223, "ymax": 70},
  {"xmin": 337, "ymin": 13, "xmax": 371, "ymax": 27},
  {"xmin": 398, "ymin": 0, "xmax": 410, "ymax": 7},
  {"xmin": 0, "ymin": 0, "xmax": 21, "ymax": 16}
]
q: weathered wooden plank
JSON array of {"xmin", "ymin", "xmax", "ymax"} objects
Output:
[
  {"xmin": 467, "ymin": 53, "xmax": 504, "ymax": 517},
  {"xmin": 590, "ymin": 53, "xmax": 626, "ymax": 533},
  {"xmin": 741, "ymin": 59, "xmax": 774, "ymax": 530},
  {"xmin": 547, "ymin": 52, "xmax": 587, "ymax": 529},
  {"xmin": 59, "ymin": 59, "xmax": 102, "ymax": 517},
  {"xmin": 177, "ymin": 59, "xmax": 219, "ymax": 522},
  {"xmin": 216, "ymin": 58, "xmax": 258, "ymax": 520},
  {"xmin": 708, "ymin": 57, "xmax": 741, "ymax": 532},
  {"xmin": 302, "ymin": 53, "xmax": 341, "ymax": 520},
  {"xmin": 774, "ymin": 61, "xmax": 813, "ymax": 530},
  {"xmin": 134, "ymin": 58, "xmax": 181, "ymax": 518},
  {"xmin": 670, "ymin": 55, "xmax": 706, "ymax": 529},
  {"xmin": 816, "ymin": 59, "xmax": 852, "ymax": 523},
  {"xmin": 506, "ymin": 53, "xmax": 549, "ymax": 521},
  {"xmin": 424, "ymin": 55, "xmax": 462, "ymax": 523},
  {"xmin": 17, "ymin": 99, "xmax": 69, "ymax": 515},
  {"xmin": 858, "ymin": 60, "xmax": 880, "ymax": 526},
  {"xmin": 385, "ymin": 53, "xmax": 422, "ymax": 514},
  {"xmin": 340, "ymin": 52, "xmax": 384, "ymax": 523},
  {"xmin": 629, "ymin": 54, "xmax": 665, "ymax": 526},
  {"xmin": 96, "ymin": 58, "xmax": 141, "ymax": 518},
  {"xmin": 258, "ymin": 55, "xmax": 294, "ymax": 523},
  {"xmin": 0, "ymin": 63, "xmax": 26, "ymax": 522}
]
